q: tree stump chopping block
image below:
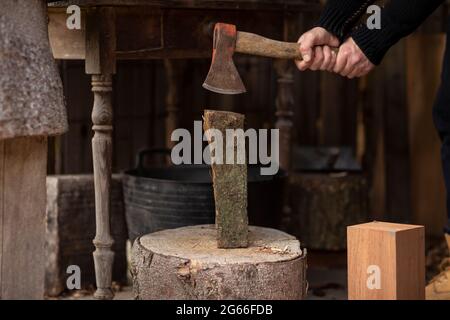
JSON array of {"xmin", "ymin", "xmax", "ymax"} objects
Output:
[{"xmin": 131, "ymin": 225, "xmax": 307, "ymax": 300}]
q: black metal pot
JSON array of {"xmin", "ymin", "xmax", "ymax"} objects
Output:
[{"xmin": 123, "ymin": 149, "xmax": 286, "ymax": 242}]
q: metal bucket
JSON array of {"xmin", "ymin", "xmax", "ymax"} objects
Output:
[{"xmin": 123, "ymin": 149, "xmax": 286, "ymax": 242}]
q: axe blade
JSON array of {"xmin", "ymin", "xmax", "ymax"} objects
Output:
[
  {"xmin": 202, "ymin": 61, "xmax": 246, "ymax": 95},
  {"xmin": 203, "ymin": 23, "xmax": 247, "ymax": 95}
]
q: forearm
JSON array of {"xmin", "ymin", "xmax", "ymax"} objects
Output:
[
  {"xmin": 317, "ymin": 0, "xmax": 376, "ymax": 40},
  {"xmin": 351, "ymin": 0, "xmax": 445, "ymax": 65}
]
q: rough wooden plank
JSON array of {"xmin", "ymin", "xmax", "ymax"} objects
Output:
[
  {"xmin": 85, "ymin": 7, "xmax": 116, "ymax": 75},
  {"xmin": 0, "ymin": 140, "xmax": 4, "ymax": 296},
  {"xmin": 203, "ymin": 110, "xmax": 248, "ymax": 248},
  {"xmin": 406, "ymin": 34, "xmax": 447, "ymax": 236},
  {"xmin": 48, "ymin": 9, "xmax": 86, "ymax": 60},
  {"xmin": 347, "ymin": 222, "xmax": 425, "ymax": 300},
  {"xmin": 49, "ymin": 7, "xmax": 294, "ymax": 60},
  {"xmin": 0, "ymin": 136, "xmax": 47, "ymax": 299},
  {"xmin": 131, "ymin": 225, "xmax": 307, "ymax": 300},
  {"xmin": 164, "ymin": 59, "xmax": 186, "ymax": 150},
  {"xmin": 294, "ymin": 11, "xmax": 321, "ymax": 146},
  {"xmin": 383, "ymin": 40, "xmax": 412, "ymax": 223},
  {"xmin": 363, "ymin": 61, "xmax": 386, "ymax": 221},
  {"xmin": 319, "ymin": 73, "xmax": 358, "ymax": 147},
  {"xmin": 49, "ymin": 0, "xmax": 321, "ymax": 11}
]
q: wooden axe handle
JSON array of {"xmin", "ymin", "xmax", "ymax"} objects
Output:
[{"xmin": 235, "ymin": 31, "xmax": 339, "ymax": 60}]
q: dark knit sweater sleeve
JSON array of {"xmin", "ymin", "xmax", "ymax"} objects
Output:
[
  {"xmin": 317, "ymin": 0, "xmax": 445, "ymax": 65},
  {"xmin": 351, "ymin": 0, "xmax": 444, "ymax": 65},
  {"xmin": 317, "ymin": 0, "xmax": 375, "ymax": 40}
]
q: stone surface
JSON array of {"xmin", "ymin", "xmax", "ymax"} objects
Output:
[
  {"xmin": 0, "ymin": 0, "xmax": 67, "ymax": 139},
  {"xmin": 131, "ymin": 225, "xmax": 307, "ymax": 300}
]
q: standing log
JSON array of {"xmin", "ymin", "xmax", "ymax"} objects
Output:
[
  {"xmin": 131, "ymin": 225, "xmax": 307, "ymax": 300},
  {"xmin": 203, "ymin": 110, "xmax": 248, "ymax": 248},
  {"xmin": 288, "ymin": 172, "xmax": 369, "ymax": 250}
]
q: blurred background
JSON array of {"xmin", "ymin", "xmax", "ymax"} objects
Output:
[{"xmin": 45, "ymin": 0, "xmax": 450, "ymax": 299}]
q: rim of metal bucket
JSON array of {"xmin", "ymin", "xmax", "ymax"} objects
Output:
[{"xmin": 123, "ymin": 148, "xmax": 287, "ymax": 185}]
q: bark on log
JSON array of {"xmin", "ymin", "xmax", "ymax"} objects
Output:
[
  {"xmin": 287, "ymin": 172, "xmax": 369, "ymax": 250},
  {"xmin": 203, "ymin": 110, "xmax": 248, "ymax": 248},
  {"xmin": 131, "ymin": 225, "xmax": 307, "ymax": 300}
]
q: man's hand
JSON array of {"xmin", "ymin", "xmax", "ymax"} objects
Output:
[
  {"xmin": 296, "ymin": 27, "xmax": 340, "ymax": 71},
  {"xmin": 333, "ymin": 38, "xmax": 375, "ymax": 78}
]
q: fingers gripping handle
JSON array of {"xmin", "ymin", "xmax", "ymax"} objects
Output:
[{"xmin": 235, "ymin": 31, "xmax": 338, "ymax": 60}]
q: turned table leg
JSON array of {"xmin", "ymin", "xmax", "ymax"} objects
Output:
[
  {"xmin": 274, "ymin": 13, "xmax": 296, "ymax": 172},
  {"xmin": 164, "ymin": 59, "xmax": 186, "ymax": 152},
  {"xmin": 274, "ymin": 61, "xmax": 294, "ymax": 172},
  {"xmin": 91, "ymin": 75, "xmax": 114, "ymax": 299},
  {"xmin": 85, "ymin": 7, "xmax": 116, "ymax": 300},
  {"xmin": 274, "ymin": 13, "xmax": 296, "ymax": 231}
]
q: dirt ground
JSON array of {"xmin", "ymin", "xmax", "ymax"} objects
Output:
[
  {"xmin": 56, "ymin": 240, "xmax": 448, "ymax": 301},
  {"xmin": 57, "ymin": 250, "xmax": 348, "ymax": 300}
]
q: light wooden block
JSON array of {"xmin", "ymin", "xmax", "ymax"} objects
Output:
[{"xmin": 347, "ymin": 222, "xmax": 425, "ymax": 300}]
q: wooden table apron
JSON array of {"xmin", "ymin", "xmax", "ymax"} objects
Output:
[{"xmin": 48, "ymin": 0, "xmax": 314, "ymax": 299}]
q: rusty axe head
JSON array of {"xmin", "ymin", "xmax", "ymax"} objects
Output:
[{"xmin": 203, "ymin": 23, "xmax": 246, "ymax": 95}]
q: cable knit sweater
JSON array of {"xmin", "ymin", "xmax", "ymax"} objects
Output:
[{"xmin": 317, "ymin": 0, "xmax": 445, "ymax": 64}]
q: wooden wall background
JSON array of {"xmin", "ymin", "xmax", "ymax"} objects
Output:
[{"xmin": 49, "ymin": 5, "xmax": 449, "ymax": 237}]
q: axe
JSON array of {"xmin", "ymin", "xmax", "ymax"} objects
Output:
[{"xmin": 203, "ymin": 22, "xmax": 338, "ymax": 95}]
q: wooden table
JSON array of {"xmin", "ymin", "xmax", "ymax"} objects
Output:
[{"xmin": 47, "ymin": 0, "xmax": 319, "ymax": 299}]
